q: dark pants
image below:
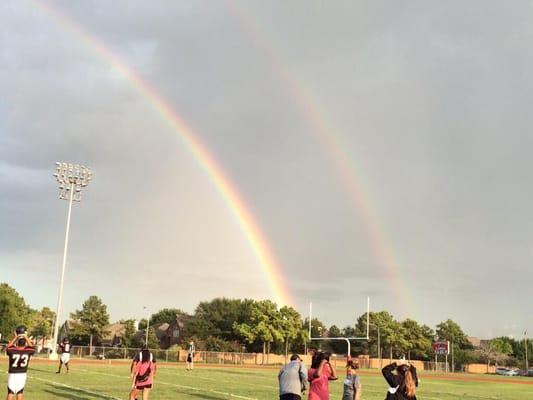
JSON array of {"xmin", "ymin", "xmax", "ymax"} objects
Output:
[{"xmin": 280, "ymin": 394, "xmax": 301, "ymax": 400}]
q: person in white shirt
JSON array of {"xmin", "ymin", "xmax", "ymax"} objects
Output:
[{"xmin": 186, "ymin": 341, "xmax": 195, "ymax": 371}]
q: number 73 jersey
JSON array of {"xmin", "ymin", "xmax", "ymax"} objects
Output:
[{"xmin": 7, "ymin": 346, "xmax": 35, "ymax": 373}]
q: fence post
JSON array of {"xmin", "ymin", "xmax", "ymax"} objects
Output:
[{"xmin": 166, "ymin": 350, "xmax": 168, "ymax": 362}]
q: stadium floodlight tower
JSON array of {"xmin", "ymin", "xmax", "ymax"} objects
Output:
[{"xmin": 50, "ymin": 162, "xmax": 93, "ymax": 360}]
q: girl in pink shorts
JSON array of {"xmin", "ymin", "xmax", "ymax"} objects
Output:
[{"xmin": 130, "ymin": 349, "xmax": 156, "ymax": 400}]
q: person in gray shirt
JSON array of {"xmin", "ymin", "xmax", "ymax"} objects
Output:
[
  {"xmin": 278, "ymin": 354, "xmax": 308, "ymax": 400},
  {"xmin": 343, "ymin": 359, "xmax": 362, "ymax": 400}
]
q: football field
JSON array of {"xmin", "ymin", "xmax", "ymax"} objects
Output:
[{"xmin": 1, "ymin": 362, "xmax": 532, "ymax": 400}]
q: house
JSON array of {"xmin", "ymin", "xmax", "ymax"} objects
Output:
[
  {"xmin": 468, "ymin": 337, "xmax": 481, "ymax": 348},
  {"xmin": 102, "ymin": 323, "xmax": 127, "ymax": 347},
  {"xmin": 154, "ymin": 313, "xmax": 193, "ymax": 349}
]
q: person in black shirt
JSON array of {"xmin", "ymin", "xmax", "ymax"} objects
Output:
[
  {"xmin": 382, "ymin": 361, "xmax": 418, "ymax": 400},
  {"xmin": 56, "ymin": 338, "xmax": 71, "ymax": 374},
  {"xmin": 130, "ymin": 345, "xmax": 156, "ymax": 376},
  {"xmin": 6, "ymin": 326, "xmax": 35, "ymax": 400}
]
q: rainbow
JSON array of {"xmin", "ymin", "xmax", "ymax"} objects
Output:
[
  {"xmin": 225, "ymin": 1, "xmax": 413, "ymax": 316},
  {"xmin": 32, "ymin": 0, "xmax": 292, "ymax": 307}
]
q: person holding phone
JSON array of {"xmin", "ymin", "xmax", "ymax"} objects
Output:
[
  {"xmin": 6, "ymin": 326, "xmax": 35, "ymax": 400},
  {"xmin": 308, "ymin": 351, "xmax": 337, "ymax": 400},
  {"xmin": 382, "ymin": 361, "xmax": 418, "ymax": 400}
]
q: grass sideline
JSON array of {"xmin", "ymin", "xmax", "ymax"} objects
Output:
[{"xmin": 0, "ymin": 360, "xmax": 532, "ymax": 399}]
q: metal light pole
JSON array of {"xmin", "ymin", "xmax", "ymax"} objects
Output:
[
  {"xmin": 525, "ymin": 331, "xmax": 529, "ymax": 371},
  {"xmin": 50, "ymin": 163, "xmax": 92, "ymax": 360},
  {"xmin": 377, "ymin": 324, "xmax": 381, "ymax": 369},
  {"xmin": 144, "ymin": 306, "xmax": 150, "ymax": 346}
]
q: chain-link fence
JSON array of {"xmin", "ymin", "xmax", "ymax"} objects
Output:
[
  {"xmin": 27, "ymin": 346, "xmax": 276, "ymax": 365},
  {"xmin": 0, "ymin": 344, "xmax": 491, "ymax": 373}
]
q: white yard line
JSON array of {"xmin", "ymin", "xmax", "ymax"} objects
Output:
[
  {"xmin": 78, "ymin": 368, "xmax": 259, "ymax": 400},
  {"xmin": 157, "ymin": 369, "xmax": 278, "ymax": 390},
  {"xmin": 31, "ymin": 376, "xmax": 123, "ymax": 400}
]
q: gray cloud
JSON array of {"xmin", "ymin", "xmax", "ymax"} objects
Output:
[{"xmin": 1, "ymin": 0, "xmax": 531, "ymax": 337}]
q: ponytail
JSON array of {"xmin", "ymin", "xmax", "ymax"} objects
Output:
[{"xmin": 403, "ymin": 369, "xmax": 416, "ymax": 397}]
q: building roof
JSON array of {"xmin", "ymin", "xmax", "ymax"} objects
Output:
[{"xmin": 103, "ymin": 323, "xmax": 126, "ymax": 340}]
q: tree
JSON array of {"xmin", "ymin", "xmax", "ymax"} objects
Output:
[
  {"xmin": 145, "ymin": 326, "xmax": 159, "ymax": 349},
  {"xmin": 401, "ymin": 319, "xmax": 433, "ymax": 360},
  {"xmin": 233, "ymin": 300, "xmax": 283, "ymax": 363},
  {"xmin": 435, "ymin": 319, "xmax": 471, "ymax": 349},
  {"xmin": 355, "ymin": 311, "xmax": 395, "ymax": 358},
  {"xmin": 0, "ymin": 283, "xmax": 33, "ymax": 340},
  {"xmin": 326, "ymin": 325, "xmax": 347, "ymax": 355},
  {"xmin": 386, "ymin": 321, "xmax": 408, "ymax": 360},
  {"xmin": 279, "ymin": 306, "xmax": 303, "ymax": 357},
  {"xmin": 301, "ymin": 317, "xmax": 328, "ymax": 352},
  {"xmin": 149, "ymin": 308, "xmax": 187, "ymax": 326},
  {"xmin": 30, "ymin": 307, "xmax": 55, "ymax": 347},
  {"xmin": 122, "ymin": 319, "xmax": 142, "ymax": 349},
  {"xmin": 70, "ymin": 296, "xmax": 110, "ymax": 351},
  {"xmin": 480, "ymin": 338, "xmax": 513, "ymax": 367},
  {"xmin": 187, "ymin": 298, "xmax": 254, "ymax": 342}
]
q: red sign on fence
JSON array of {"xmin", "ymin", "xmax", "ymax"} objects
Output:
[{"xmin": 432, "ymin": 341, "xmax": 449, "ymax": 355}]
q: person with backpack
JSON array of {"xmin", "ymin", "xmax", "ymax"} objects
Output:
[
  {"xmin": 130, "ymin": 347, "xmax": 157, "ymax": 400},
  {"xmin": 382, "ymin": 361, "xmax": 418, "ymax": 400},
  {"xmin": 278, "ymin": 354, "xmax": 308, "ymax": 400}
]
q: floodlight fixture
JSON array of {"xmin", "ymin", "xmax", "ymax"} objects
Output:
[{"xmin": 54, "ymin": 162, "xmax": 92, "ymax": 201}]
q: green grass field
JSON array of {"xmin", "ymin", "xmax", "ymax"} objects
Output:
[{"xmin": 1, "ymin": 362, "xmax": 532, "ymax": 399}]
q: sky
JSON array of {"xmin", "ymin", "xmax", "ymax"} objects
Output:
[{"xmin": 1, "ymin": 0, "xmax": 532, "ymax": 339}]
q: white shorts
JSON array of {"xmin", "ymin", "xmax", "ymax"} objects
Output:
[
  {"xmin": 61, "ymin": 353, "xmax": 70, "ymax": 363},
  {"xmin": 7, "ymin": 373, "xmax": 27, "ymax": 394}
]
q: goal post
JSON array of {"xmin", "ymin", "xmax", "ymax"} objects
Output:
[{"xmin": 308, "ymin": 296, "xmax": 370, "ymax": 357}]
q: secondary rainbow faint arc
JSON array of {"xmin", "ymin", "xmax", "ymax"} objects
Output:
[
  {"xmin": 33, "ymin": 0, "xmax": 292, "ymax": 307},
  {"xmin": 225, "ymin": 1, "xmax": 413, "ymax": 316}
]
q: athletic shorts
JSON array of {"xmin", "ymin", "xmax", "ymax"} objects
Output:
[
  {"xmin": 280, "ymin": 394, "xmax": 301, "ymax": 400},
  {"xmin": 61, "ymin": 353, "xmax": 71, "ymax": 364},
  {"xmin": 135, "ymin": 384, "xmax": 152, "ymax": 390},
  {"xmin": 187, "ymin": 355, "xmax": 193, "ymax": 362},
  {"xmin": 7, "ymin": 373, "xmax": 27, "ymax": 395}
]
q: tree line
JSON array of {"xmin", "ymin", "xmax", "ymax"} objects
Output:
[{"xmin": 0, "ymin": 283, "xmax": 530, "ymax": 368}]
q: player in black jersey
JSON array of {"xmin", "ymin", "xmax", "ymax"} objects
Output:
[
  {"xmin": 6, "ymin": 326, "xmax": 35, "ymax": 400},
  {"xmin": 56, "ymin": 338, "xmax": 71, "ymax": 374}
]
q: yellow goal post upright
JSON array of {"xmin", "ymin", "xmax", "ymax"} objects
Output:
[{"xmin": 308, "ymin": 296, "xmax": 370, "ymax": 358}]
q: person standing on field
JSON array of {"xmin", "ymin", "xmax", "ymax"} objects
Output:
[
  {"xmin": 6, "ymin": 326, "xmax": 35, "ymax": 400},
  {"xmin": 382, "ymin": 361, "xmax": 418, "ymax": 400},
  {"xmin": 278, "ymin": 354, "xmax": 308, "ymax": 400},
  {"xmin": 186, "ymin": 340, "xmax": 195, "ymax": 371},
  {"xmin": 130, "ymin": 347, "xmax": 157, "ymax": 400},
  {"xmin": 342, "ymin": 360, "xmax": 362, "ymax": 400},
  {"xmin": 308, "ymin": 351, "xmax": 337, "ymax": 400},
  {"xmin": 56, "ymin": 338, "xmax": 71, "ymax": 374}
]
